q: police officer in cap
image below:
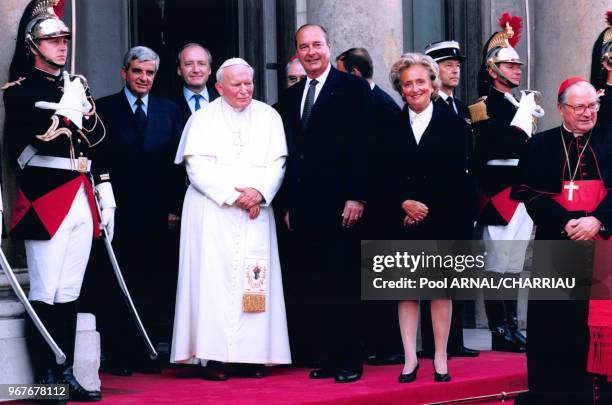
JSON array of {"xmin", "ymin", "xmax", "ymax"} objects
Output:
[
  {"xmin": 3, "ymin": 1, "xmax": 114, "ymax": 402},
  {"xmin": 470, "ymin": 13, "xmax": 543, "ymax": 353}
]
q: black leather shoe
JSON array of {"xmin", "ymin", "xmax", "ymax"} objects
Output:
[
  {"xmin": 433, "ymin": 362, "xmax": 451, "ymax": 383},
  {"xmin": 309, "ymin": 368, "xmax": 336, "ymax": 379},
  {"xmin": 491, "ymin": 326, "xmax": 526, "ymax": 353},
  {"xmin": 398, "ymin": 363, "xmax": 419, "ymax": 383},
  {"xmin": 334, "ymin": 369, "xmax": 362, "ymax": 383},
  {"xmin": 235, "ymin": 364, "xmax": 266, "ymax": 378},
  {"xmin": 448, "ymin": 346, "xmax": 480, "ymax": 357},
  {"xmin": 366, "ymin": 353, "xmax": 405, "ymax": 366},
  {"xmin": 200, "ymin": 362, "xmax": 229, "ymax": 381},
  {"xmin": 61, "ymin": 366, "xmax": 102, "ymax": 401},
  {"xmin": 36, "ymin": 369, "xmax": 67, "ymax": 405},
  {"xmin": 508, "ymin": 320, "xmax": 527, "ymax": 347}
]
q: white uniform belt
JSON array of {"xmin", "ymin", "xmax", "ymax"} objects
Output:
[
  {"xmin": 487, "ymin": 159, "xmax": 519, "ymax": 166},
  {"xmin": 27, "ymin": 155, "xmax": 92, "ymax": 172}
]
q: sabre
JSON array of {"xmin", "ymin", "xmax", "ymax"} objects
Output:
[
  {"xmin": 0, "ymin": 249, "xmax": 66, "ymax": 364},
  {"xmin": 88, "ymin": 175, "xmax": 158, "ymax": 360}
]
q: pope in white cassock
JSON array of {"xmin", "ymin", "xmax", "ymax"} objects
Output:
[{"xmin": 171, "ymin": 58, "xmax": 291, "ymax": 380}]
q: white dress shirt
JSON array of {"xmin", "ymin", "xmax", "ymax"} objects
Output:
[
  {"xmin": 300, "ymin": 63, "xmax": 332, "ymax": 117},
  {"xmin": 124, "ymin": 87, "xmax": 149, "ymax": 115},
  {"xmin": 408, "ymin": 101, "xmax": 434, "ymax": 145},
  {"xmin": 438, "ymin": 90, "xmax": 458, "ymax": 114}
]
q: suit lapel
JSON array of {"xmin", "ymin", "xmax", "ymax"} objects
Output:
[{"xmin": 304, "ymin": 68, "xmax": 338, "ymax": 131}]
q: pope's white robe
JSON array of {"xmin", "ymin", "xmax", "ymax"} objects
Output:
[{"xmin": 171, "ymin": 98, "xmax": 291, "ymax": 365}]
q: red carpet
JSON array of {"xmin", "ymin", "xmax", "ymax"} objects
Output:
[{"xmin": 18, "ymin": 352, "xmax": 526, "ymax": 404}]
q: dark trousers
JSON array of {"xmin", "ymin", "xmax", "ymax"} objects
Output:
[
  {"xmin": 362, "ymin": 301, "xmax": 403, "ymax": 358},
  {"xmin": 526, "ymin": 300, "xmax": 593, "ymax": 403},
  {"xmin": 285, "ymin": 231, "xmax": 363, "ymax": 372},
  {"xmin": 82, "ymin": 228, "xmax": 178, "ymax": 365}
]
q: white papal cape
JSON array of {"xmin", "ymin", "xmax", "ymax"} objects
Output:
[{"xmin": 171, "ymin": 97, "xmax": 291, "ymax": 365}]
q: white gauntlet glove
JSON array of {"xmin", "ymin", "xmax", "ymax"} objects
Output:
[
  {"xmin": 507, "ymin": 91, "xmax": 545, "ymax": 137},
  {"xmin": 35, "ymin": 71, "xmax": 91, "ymax": 129},
  {"xmin": 96, "ymin": 182, "xmax": 117, "ymax": 242}
]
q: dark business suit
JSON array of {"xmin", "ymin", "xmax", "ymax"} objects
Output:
[
  {"xmin": 277, "ymin": 67, "xmax": 372, "ymax": 373},
  {"xmin": 420, "ymin": 95, "xmax": 477, "ymax": 356},
  {"xmin": 173, "ymin": 85, "xmax": 219, "ymax": 125},
  {"xmin": 362, "ymin": 84, "xmax": 404, "ymax": 361},
  {"xmin": 86, "ymin": 90, "xmax": 184, "ymax": 369}
]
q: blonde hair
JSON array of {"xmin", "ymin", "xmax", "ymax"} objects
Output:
[{"xmin": 389, "ymin": 52, "xmax": 441, "ymax": 100}]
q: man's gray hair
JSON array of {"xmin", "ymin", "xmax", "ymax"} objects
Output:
[
  {"xmin": 389, "ymin": 52, "xmax": 441, "ymax": 100},
  {"xmin": 215, "ymin": 58, "xmax": 254, "ymax": 83},
  {"xmin": 123, "ymin": 46, "xmax": 160, "ymax": 71},
  {"xmin": 558, "ymin": 81, "xmax": 598, "ymax": 104}
]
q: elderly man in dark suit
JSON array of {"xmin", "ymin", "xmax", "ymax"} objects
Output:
[
  {"xmin": 174, "ymin": 43, "xmax": 219, "ymax": 124},
  {"xmin": 277, "ymin": 24, "xmax": 372, "ymax": 383},
  {"xmin": 418, "ymin": 40, "xmax": 480, "ymax": 360},
  {"xmin": 335, "ymin": 47, "xmax": 404, "ymax": 367},
  {"xmin": 93, "ymin": 46, "xmax": 184, "ymax": 375}
]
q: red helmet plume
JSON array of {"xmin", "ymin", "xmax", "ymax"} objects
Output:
[
  {"xmin": 53, "ymin": 0, "xmax": 65, "ymax": 18},
  {"xmin": 498, "ymin": 12, "xmax": 522, "ymax": 48}
]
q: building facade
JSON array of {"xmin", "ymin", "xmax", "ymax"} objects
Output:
[{"xmin": 0, "ymin": 0, "xmax": 609, "ymax": 385}]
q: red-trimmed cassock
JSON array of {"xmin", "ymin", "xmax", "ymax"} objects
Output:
[{"xmin": 512, "ymin": 123, "xmax": 612, "ymax": 404}]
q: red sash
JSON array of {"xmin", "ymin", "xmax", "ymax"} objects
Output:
[
  {"xmin": 480, "ymin": 187, "xmax": 520, "ymax": 224},
  {"xmin": 551, "ymin": 179, "xmax": 612, "ymax": 379}
]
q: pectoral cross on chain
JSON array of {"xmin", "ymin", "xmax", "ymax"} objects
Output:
[{"xmin": 564, "ymin": 181, "xmax": 579, "ymax": 201}]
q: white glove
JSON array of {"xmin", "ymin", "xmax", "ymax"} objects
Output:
[
  {"xmin": 508, "ymin": 91, "xmax": 545, "ymax": 137},
  {"xmin": 95, "ymin": 182, "xmax": 117, "ymax": 242},
  {"xmin": 35, "ymin": 71, "xmax": 91, "ymax": 129},
  {"xmin": 101, "ymin": 208, "xmax": 115, "ymax": 242}
]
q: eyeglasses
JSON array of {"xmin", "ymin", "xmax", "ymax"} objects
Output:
[
  {"xmin": 288, "ymin": 75, "xmax": 306, "ymax": 84},
  {"xmin": 562, "ymin": 102, "xmax": 600, "ymax": 114}
]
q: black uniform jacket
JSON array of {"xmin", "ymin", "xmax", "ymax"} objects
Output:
[
  {"xmin": 471, "ymin": 88, "xmax": 529, "ymax": 225},
  {"xmin": 381, "ymin": 102, "xmax": 474, "ymax": 240},
  {"xmin": 3, "ymin": 67, "xmax": 109, "ymax": 240},
  {"xmin": 276, "ymin": 67, "xmax": 372, "ymax": 235},
  {"xmin": 512, "ymin": 124, "xmax": 612, "ymax": 240}
]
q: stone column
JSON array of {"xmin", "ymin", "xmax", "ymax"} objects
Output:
[
  {"xmin": 533, "ymin": 1, "xmax": 610, "ymax": 131},
  {"xmin": 306, "ymin": 0, "xmax": 403, "ymax": 102}
]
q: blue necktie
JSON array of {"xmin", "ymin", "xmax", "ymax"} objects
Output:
[{"xmin": 193, "ymin": 94, "xmax": 202, "ymax": 111}]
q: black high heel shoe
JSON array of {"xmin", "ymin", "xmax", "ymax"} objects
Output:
[
  {"xmin": 433, "ymin": 361, "xmax": 451, "ymax": 382},
  {"xmin": 398, "ymin": 363, "xmax": 419, "ymax": 383}
]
